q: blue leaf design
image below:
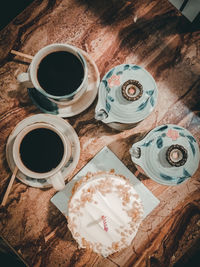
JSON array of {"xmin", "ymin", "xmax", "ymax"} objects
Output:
[
  {"xmin": 156, "ymin": 136, "xmax": 163, "ymax": 149},
  {"xmin": 124, "ymin": 64, "xmax": 130, "ymax": 70},
  {"xmin": 161, "ymin": 133, "xmax": 166, "ymax": 137},
  {"xmin": 64, "ymin": 157, "xmax": 73, "ymax": 168},
  {"xmin": 102, "ymin": 80, "xmax": 108, "ymax": 88},
  {"xmin": 131, "ymin": 65, "xmax": 141, "ymax": 70},
  {"xmin": 142, "ymin": 139, "xmax": 154, "ymax": 147},
  {"xmin": 177, "ymin": 169, "xmax": 191, "ymax": 184},
  {"xmin": 26, "ymin": 176, "xmax": 37, "ymax": 182},
  {"xmin": 150, "ymin": 96, "xmax": 155, "ymax": 107},
  {"xmin": 160, "ymin": 173, "xmax": 174, "ymax": 180},
  {"xmin": 173, "ymin": 126, "xmax": 184, "ymax": 130},
  {"xmin": 183, "ymin": 169, "xmax": 191, "ymax": 178},
  {"xmin": 107, "ymin": 95, "xmax": 114, "ymax": 102},
  {"xmin": 146, "ymin": 90, "xmax": 154, "ymax": 96},
  {"xmin": 37, "ymin": 179, "xmax": 47, "ymax": 184},
  {"xmin": 186, "ymin": 135, "xmax": 196, "ymax": 143},
  {"xmin": 137, "ymin": 98, "xmax": 149, "ymax": 111},
  {"xmin": 106, "ymin": 69, "xmax": 114, "ymax": 79},
  {"xmin": 105, "ymin": 100, "xmax": 111, "ymax": 113},
  {"xmin": 177, "ymin": 177, "xmax": 187, "ymax": 184},
  {"xmin": 179, "ymin": 132, "xmax": 185, "ymax": 137},
  {"xmin": 155, "ymin": 125, "xmax": 168, "ymax": 132},
  {"xmin": 116, "ymin": 71, "xmax": 123, "ymax": 75},
  {"xmin": 106, "ymin": 87, "xmax": 110, "ymax": 93},
  {"xmin": 189, "ymin": 141, "xmax": 195, "ymax": 156}
]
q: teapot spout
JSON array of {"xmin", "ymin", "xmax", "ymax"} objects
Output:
[
  {"xmin": 95, "ymin": 109, "xmax": 108, "ymax": 121},
  {"xmin": 129, "ymin": 147, "xmax": 141, "ymax": 159}
]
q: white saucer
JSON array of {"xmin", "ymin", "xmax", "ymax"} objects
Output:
[
  {"xmin": 28, "ymin": 49, "xmax": 100, "ymax": 117},
  {"xmin": 6, "ymin": 114, "xmax": 80, "ymax": 188}
]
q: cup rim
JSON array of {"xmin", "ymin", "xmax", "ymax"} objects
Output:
[
  {"xmin": 13, "ymin": 122, "xmax": 70, "ymax": 179},
  {"xmin": 29, "ymin": 43, "xmax": 88, "ymax": 100}
]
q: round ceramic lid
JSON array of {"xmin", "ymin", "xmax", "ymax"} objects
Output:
[
  {"xmin": 96, "ymin": 64, "xmax": 158, "ymax": 124},
  {"xmin": 130, "ymin": 124, "xmax": 200, "ymax": 185}
]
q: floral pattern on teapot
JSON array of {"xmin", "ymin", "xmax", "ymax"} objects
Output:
[
  {"xmin": 99, "ymin": 64, "xmax": 157, "ymax": 117},
  {"xmin": 130, "ymin": 124, "xmax": 199, "ymax": 186}
]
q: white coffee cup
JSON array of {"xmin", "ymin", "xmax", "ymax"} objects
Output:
[
  {"xmin": 13, "ymin": 122, "xmax": 72, "ymax": 190},
  {"xmin": 17, "ymin": 43, "xmax": 88, "ymax": 106}
]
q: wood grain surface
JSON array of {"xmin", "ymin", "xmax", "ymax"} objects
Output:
[{"xmin": 0, "ymin": 0, "xmax": 199, "ymax": 266}]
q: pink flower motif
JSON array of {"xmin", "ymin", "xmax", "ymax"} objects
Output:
[
  {"xmin": 108, "ymin": 75, "xmax": 121, "ymax": 87},
  {"xmin": 166, "ymin": 129, "xmax": 179, "ymax": 141}
]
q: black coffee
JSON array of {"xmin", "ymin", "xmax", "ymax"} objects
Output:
[
  {"xmin": 37, "ymin": 51, "xmax": 84, "ymax": 96},
  {"xmin": 19, "ymin": 128, "xmax": 64, "ymax": 173}
]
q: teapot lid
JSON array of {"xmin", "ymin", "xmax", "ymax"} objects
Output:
[
  {"xmin": 95, "ymin": 64, "xmax": 158, "ymax": 124},
  {"xmin": 130, "ymin": 124, "xmax": 200, "ymax": 185}
]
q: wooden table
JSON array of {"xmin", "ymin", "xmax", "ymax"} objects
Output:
[{"xmin": 0, "ymin": 0, "xmax": 200, "ymax": 266}]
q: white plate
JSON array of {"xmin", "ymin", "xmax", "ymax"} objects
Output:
[
  {"xmin": 51, "ymin": 146, "xmax": 160, "ymax": 218},
  {"xmin": 28, "ymin": 49, "xmax": 100, "ymax": 117},
  {"xmin": 6, "ymin": 114, "xmax": 80, "ymax": 188}
]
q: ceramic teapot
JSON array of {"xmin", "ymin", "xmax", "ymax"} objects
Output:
[
  {"xmin": 95, "ymin": 64, "xmax": 158, "ymax": 130},
  {"xmin": 130, "ymin": 124, "xmax": 200, "ymax": 185}
]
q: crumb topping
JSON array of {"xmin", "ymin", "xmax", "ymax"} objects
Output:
[{"xmin": 67, "ymin": 170, "xmax": 144, "ymax": 257}]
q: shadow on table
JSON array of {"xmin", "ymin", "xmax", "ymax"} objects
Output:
[
  {"xmin": 119, "ymin": 11, "xmax": 199, "ymax": 76},
  {"xmin": 0, "ymin": 236, "xmax": 26, "ymax": 267},
  {"xmin": 76, "ymin": 0, "xmax": 200, "ymax": 118},
  {"xmin": 75, "ymin": 0, "xmax": 137, "ymax": 25},
  {"xmin": 47, "ymin": 200, "xmax": 77, "ymax": 243},
  {"xmin": 108, "ymin": 130, "xmax": 150, "ymax": 181}
]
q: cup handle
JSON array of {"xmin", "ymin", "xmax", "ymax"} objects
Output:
[
  {"xmin": 17, "ymin": 72, "xmax": 34, "ymax": 88},
  {"xmin": 49, "ymin": 171, "xmax": 65, "ymax": 191}
]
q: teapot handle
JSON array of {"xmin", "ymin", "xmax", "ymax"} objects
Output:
[
  {"xmin": 95, "ymin": 109, "xmax": 108, "ymax": 121},
  {"xmin": 129, "ymin": 143, "xmax": 143, "ymax": 165},
  {"xmin": 95, "ymin": 108, "xmax": 117, "ymax": 123}
]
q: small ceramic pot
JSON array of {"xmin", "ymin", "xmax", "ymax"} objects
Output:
[
  {"xmin": 95, "ymin": 64, "xmax": 158, "ymax": 130},
  {"xmin": 130, "ymin": 124, "xmax": 200, "ymax": 185}
]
